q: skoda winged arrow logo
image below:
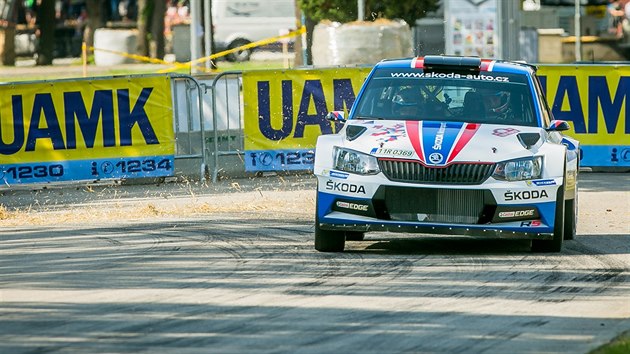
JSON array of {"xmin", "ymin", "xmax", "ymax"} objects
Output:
[{"xmin": 429, "ymin": 152, "xmax": 443, "ymax": 164}]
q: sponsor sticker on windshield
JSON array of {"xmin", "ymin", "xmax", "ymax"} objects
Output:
[{"xmin": 390, "ymin": 72, "xmax": 510, "ymax": 82}]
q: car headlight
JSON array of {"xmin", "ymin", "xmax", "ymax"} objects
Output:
[
  {"xmin": 493, "ymin": 156, "xmax": 542, "ymax": 181},
  {"xmin": 333, "ymin": 147, "xmax": 380, "ymax": 175}
]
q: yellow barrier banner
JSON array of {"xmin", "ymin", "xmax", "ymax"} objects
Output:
[
  {"xmin": 0, "ymin": 76, "xmax": 175, "ymax": 184},
  {"xmin": 538, "ymin": 65, "xmax": 630, "ymax": 166},
  {"xmin": 242, "ymin": 67, "xmax": 371, "ymax": 171},
  {"xmin": 242, "ymin": 65, "xmax": 629, "ymax": 170}
]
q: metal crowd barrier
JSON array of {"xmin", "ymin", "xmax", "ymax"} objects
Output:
[
  {"xmin": 170, "ymin": 74, "xmax": 208, "ymax": 181},
  {"xmin": 206, "ymin": 71, "xmax": 245, "ymax": 183}
]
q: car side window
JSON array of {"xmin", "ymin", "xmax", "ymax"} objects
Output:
[{"xmin": 532, "ymin": 75, "xmax": 553, "ymax": 127}]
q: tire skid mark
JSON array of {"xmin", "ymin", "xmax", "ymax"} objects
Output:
[
  {"xmin": 523, "ymin": 241, "xmax": 627, "ymax": 303},
  {"xmin": 563, "ymin": 240, "xmax": 628, "ymax": 294},
  {"xmin": 95, "ymin": 236, "xmax": 124, "ymax": 247},
  {"xmin": 284, "ymin": 250, "xmax": 417, "ymax": 296}
]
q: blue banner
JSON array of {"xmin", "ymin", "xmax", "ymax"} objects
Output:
[
  {"xmin": 0, "ymin": 156, "xmax": 174, "ymax": 185},
  {"xmin": 245, "ymin": 149, "xmax": 314, "ymax": 172}
]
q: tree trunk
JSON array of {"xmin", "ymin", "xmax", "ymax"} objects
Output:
[
  {"xmin": 0, "ymin": 0, "xmax": 18, "ymax": 66},
  {"xmin": 293, "ymin": 0, "xmax": 302, "ymax": 66},
  {"xmin": 151, "ymin": 0, "xmax": 165, "ymax": 59},
  {"xmin": 136, "ymin": 0, "xmax": 149, "ymax": 57},
  {"xmin": 304, "ymin": 15, "xmax": 316, "ymax": 66},
  {"xmin": 36, "ymin": 0, "xmax": 55, "ymax": 65},
  {"xmin": 85, "ymin": 0, "xmax": 106, "ymax": 49},
  {"xmin": 0, "ymin": 24, "xmax": 15, "ymax": 66}
]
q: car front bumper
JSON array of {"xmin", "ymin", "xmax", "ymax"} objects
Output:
[{"xmin": 315, "ymin": 172, "xmax": 562, "ymax": 240}]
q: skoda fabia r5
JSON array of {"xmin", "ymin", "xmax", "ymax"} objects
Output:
[{"xmin": 313, "ymin": 55, "xmax": 579, "ymax": 252}]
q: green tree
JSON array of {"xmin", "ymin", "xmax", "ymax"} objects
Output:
[
  {"xmin": 297, "ymin": 0, "xmax": 438, "ymax": 64},
  {"xmin": 298, "ymin": 0, "xmax": 438, "ymax": 27}
]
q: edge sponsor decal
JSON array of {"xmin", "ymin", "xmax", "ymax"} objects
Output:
[
  {"xmin": 499, "ymin": 210, "xmax": 535, "ymax": 218},
  {"xmin": 336, "ymin": 201, "xmax": 369, "ymax": 212},
  {"xmin": 332, "ymin": 198, "xmax": 374, "ymax": 217},
  {"xmin": 492, "ymin": 205, "xmax": 540, "ymax": 223},
  {"xmin": 325, "ymin": 180, "xmax": 366, "ymax": 194}
]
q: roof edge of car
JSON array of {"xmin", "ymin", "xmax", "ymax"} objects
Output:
[{"xmin": 378, "ymin": 55, "xmax": 538, "ymax": 73}]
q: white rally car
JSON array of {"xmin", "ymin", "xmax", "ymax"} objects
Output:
[{"xmin": 314, "ymin": 56, "xmax": 580, "ymax": 252}]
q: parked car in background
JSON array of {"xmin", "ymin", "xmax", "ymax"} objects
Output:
[
  {"xmin": 314, "ymin": 55, "xmax": 580, "ymax": 253},
  {"xmin": 212, "ymin": 0, "xmax": 297, "ymax": 61}
]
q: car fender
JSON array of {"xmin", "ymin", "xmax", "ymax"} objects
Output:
[
  {"xmin": 562, "ymin": 136, "xmax": 580, "ymax": 199},
  {"xmin": 537, "ymin": 142, "xmax": 567, "ymax": 181},
  {"xmin": 314, "ymin": 134, "xmax": 345, "ymax": 174}
]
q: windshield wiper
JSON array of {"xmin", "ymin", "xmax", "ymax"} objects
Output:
[{"xmin": 354, "ymin": 116, "xmax": 384, "ymax": 120}]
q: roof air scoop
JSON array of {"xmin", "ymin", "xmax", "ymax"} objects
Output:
[
  {"xmin": 346, "ymin": 125, "xmax": 367, "ymax": 141},
  {"xmin": 517, "ymin": 132, "xmax": 542, "ymax": 150},
  {"xmin": 423, "ymin": 55, "xmax": 482, "ymax": 74}
]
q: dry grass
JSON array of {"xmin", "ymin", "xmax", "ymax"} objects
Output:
[
  {"xmin": 0, "ymin": 204, "xmax": 11, "ymax": 220},
  {"xmin": 0, "ymin": 190, "xmax": 316, "ymax": 227}
]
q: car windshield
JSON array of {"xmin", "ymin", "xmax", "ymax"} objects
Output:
[{"xmin": 353, "ymin": 68, "xmax": 538, "ymax": 127}]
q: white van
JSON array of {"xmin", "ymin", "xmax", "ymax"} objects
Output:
[{"xmin": 212, "ymin": 0, "xmax": 297, "ymax": 61}]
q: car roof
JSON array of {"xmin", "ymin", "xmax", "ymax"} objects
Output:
[{"xmin": 374, "ymin": 56, "xmax": 536, "ymax": 76}]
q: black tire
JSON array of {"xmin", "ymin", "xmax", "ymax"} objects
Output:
[
  {"xmin": 314, "ymin": 220, "xmax": 346, "ymax": 252},
  {"xmin": 226, "ymin": 39, "xmax": 252, "ymax": 62},
  {"xmin": 532, "ymin": 180, "xmax": 565, "ymax": 253},
  {"xmin": 564, "ymin": 169, "xmax": 578, "ymax": 240},
  {"xmin": 345, "ymin": 231, "xmax": 365, "ymax": 241},
  {"xmin": 563, "ymin": 198, "xmax": 576, "ymax": 240}
]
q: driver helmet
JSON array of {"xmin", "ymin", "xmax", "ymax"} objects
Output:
[
  {"xmin": 482, "ymin": 89, "xmax": 511, "ymax": 117},
  {"xmin": 392, "ymin": 88, "xmax": 423, "ymax": 116}
]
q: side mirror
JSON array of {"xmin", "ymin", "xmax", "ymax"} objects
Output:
[
  {"xmin": 546, "ymin": 120, "xmax": 570, "ymax": 132},
  {"xmin": 326, "ymin": 111, "xmax": 346, "ymax": 123}
]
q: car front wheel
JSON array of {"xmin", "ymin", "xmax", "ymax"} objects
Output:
[
  {"xmin": 563, "ymin": 197, "xmax": 577, "ymax": 240},
  {"xmin": 345, "ymin": 232, "xmax": 365, "ymax": 241},
  {"xmin": 564, "ymin": 173, "xmax": 577, "ymax": 240},
  {"xmin": 315, "ymin": 220, "xmax": 346, "ymax": 252},
  {"xmin": 532, "ymin": 178, "xmax": 565, "ymax": 253}
]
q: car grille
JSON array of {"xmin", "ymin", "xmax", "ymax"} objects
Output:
[
  {"xmin": 384, "ymin": 187, "xmax": 486, "ymax": 224},
  {"xmin": 379, "ymin": 159, "xmax": 494, "ymax": 185}
]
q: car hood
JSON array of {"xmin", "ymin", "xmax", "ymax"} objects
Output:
[{"xmin": 342, "ymin": 119, "xmax": 543, "ymax": 165}]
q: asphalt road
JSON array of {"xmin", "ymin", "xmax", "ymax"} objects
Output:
[{"xmin": 0, "ymin": 173, "xmax": 629, "ymax": 353}]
